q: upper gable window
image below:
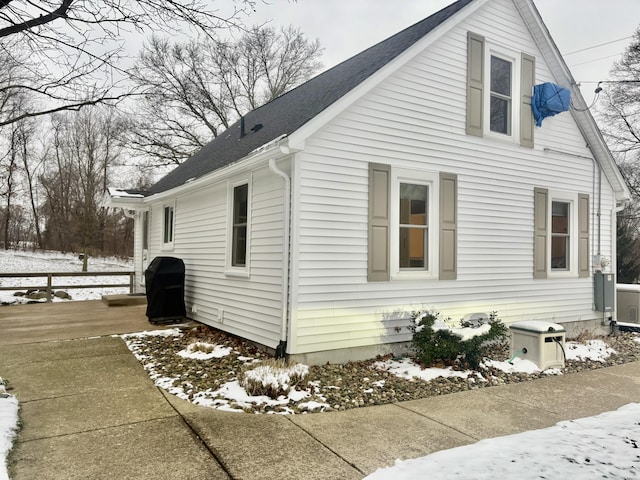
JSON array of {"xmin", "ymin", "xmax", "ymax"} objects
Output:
[
  {"xmin": 466, "ymin": 32, "xmax": 535, "ymax": 148},
  {"xmin": 489, "ymin": 55, "xmax": 513, "ymax": 135}
]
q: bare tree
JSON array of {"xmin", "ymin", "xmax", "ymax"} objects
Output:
[
  {"xmin": 40, "ymin": 107, "xmax": 125, "ymax": 263},
  {"xmin": 598, "ymin": 27, "xmax": 640, "ymax": 282},
  {"xmin": 0, "ymin": 0, "xmax": 257, "ymax": 127},
  {"xmin": 126, "ymin": 25, "xmax": 323, "ymax": 166}
]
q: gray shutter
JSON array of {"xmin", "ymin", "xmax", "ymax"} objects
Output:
[
  {"xmin": 466, "ymin": 32, "xmax": 485, "ymax": 137},
  {"xmin": 533, "ymin": 187, "xmax": 548, "ymax": 279},
  {"xmin": 520, "ymin": 53, "xmax": 535, "ymax": 148},
  {"xmin": 578, "ymin": 193, "xmax": 590, "ymax": 278},
  {"xmin": 368, "ymin": 163, "xmax": 390, "ymax": 282},
  {"xmin": 439, "ymin": 173, "xmax": 457, "ymax": 280}
]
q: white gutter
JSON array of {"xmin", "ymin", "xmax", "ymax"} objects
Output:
[{"xmin": 268, "ymin": 157, "xmax": 291, "ymax": 358}]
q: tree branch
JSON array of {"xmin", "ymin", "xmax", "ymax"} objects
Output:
[{"xmin": 0, "ymin": 0, "xmax": 73, "ymax": 38}]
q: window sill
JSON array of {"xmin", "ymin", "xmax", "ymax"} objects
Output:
[
  {"xmin": 225, "ymin": 268, "xmax": 250, "ymax": 279},
  {"xmin": 548, "ymin": 271, "xmax": 578, "ymax": 279},
  {"xmin": 391, "ymin": 271, "xmax": 438, "ymax": 281}
]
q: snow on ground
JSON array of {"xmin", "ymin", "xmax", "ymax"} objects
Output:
[
  {"xmin": 364, "ymin": 402, "xmax": 640, "ymax": 479},
  {"xmin": 121, "ymin": 329, "xmax": 618, "ymax": 416},
  {"xmin": 0, "ymin": 249, "xmax": 133, "ymax": 303},
  {"xmin": 0, "ymin": 392, "xmax": 19, "ymax": 480}
]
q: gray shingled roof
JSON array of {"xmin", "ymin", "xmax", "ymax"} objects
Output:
[{"xmin": 148, "ymin": 0, "xmax": 473, "ymax": 195}]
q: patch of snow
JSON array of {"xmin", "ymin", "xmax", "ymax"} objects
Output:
[
  {"xmin": 483, "ymin": 357, "xmax": 541, "ymax": 374},
  {"xmin": 298, "ymin": 400, "xmax": 331, "ymax": 412},
  {"xmin": 364, "ymin": 403, "xmax": 640, "ymax": 479},
  {"xmin": 121, "ymin": 329, "xmax": 182, "ymax": 339},
  {"xmin": 0, "ymin": 394, "xmax": 19, "ymax": 480},
  {"xmin": 373, "ymin": 358, "xmax": 472, "ymax": 381},
  {"xmin": 177, "ymin": 343, "xmax": 232, "ymax": 360},
  {"xmin": 565, "ymin": 340, "xmax": 615, "ymax": 362}
]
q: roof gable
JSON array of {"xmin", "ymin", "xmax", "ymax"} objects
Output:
[{"xmin": 148, "ymin": 0, "xmax": 474, "ymax": 195}]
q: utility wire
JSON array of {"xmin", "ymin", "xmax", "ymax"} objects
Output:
[
  {"xmin": 564, "ymin": 36, "xmax": 632, "ymax": 56},
  {"xmin": 570, "ymin": 53, "xmax": 624, "ymax": 68}
]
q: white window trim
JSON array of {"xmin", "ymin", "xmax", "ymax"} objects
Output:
[
  {"xmin": 547, "ymin": 190, "xmax": 578, "ymax": 278},
  {"xmin": 225, "ymin": 178, "xmax": 252, "ymax": 278},
  {"xmin": 161, "ymin": 202, "xmax": 175, "ymax": 250},
  {"xmin": 483, "ymin": 44, "xmax": 521, "ymax": 142},
  {"xmin": 390, "ymin": 168, "xmax": 439, "ymax": 281}
]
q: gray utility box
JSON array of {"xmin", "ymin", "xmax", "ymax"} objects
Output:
[
  {"xmin": 509, "ymin": 321, "xmax": 566, "ymax": 370},
  {"xmin": 617, "ymin": 283, "xmax": 640, "ymax": 323},
  {"xmin": 594, "ymin": 272, "xmax": 615, "ymax": 312}
]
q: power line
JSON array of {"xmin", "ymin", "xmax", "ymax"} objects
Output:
[
  {"xmin": 569, "ymin": 53, "xmax": 624, "ymax": 68},
  {"xmin": 564, "ymin": 36, "xmax": 632, "ymax": 56}
]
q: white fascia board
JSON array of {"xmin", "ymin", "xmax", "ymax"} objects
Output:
[
  {"xmin": 287, "ymin": 0, "xmax": 489, "ymax": 151},
  {"xmin": 101, "ymin": 191, "xmax": 146, "ymax": 210},
  {"xmin": 514, "ymin": 0, "xmax": 631, "ymax": 203},
  {"xmin": 144, "ymin": 140, "xmax": 291, "ymax": 204}
]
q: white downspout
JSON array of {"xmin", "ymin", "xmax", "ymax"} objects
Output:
[{"xmin": 269, "ymin": 158, "xmax": 291, "ymax": 358}]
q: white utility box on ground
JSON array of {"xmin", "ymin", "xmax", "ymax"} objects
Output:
[
  {"xmin": 509, "ymin": 320, "xmax": 566, "ymax": 370},
  {"xmin": 617, "ymin": 284, "xmax": 640, "ymax": 323}
]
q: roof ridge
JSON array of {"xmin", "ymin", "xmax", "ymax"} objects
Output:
[{"xmin": 149, "ymin": 0, "xmax": 474, "ymax": 195}]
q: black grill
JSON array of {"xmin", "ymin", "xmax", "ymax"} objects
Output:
[{"xmin": 144, "ymin": 256, "xmax": 186, "ymax": 324}]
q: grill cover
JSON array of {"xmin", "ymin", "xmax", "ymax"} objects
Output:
[{"xmin": 144, "ymin": 256, "xmax": 186, "ymax": 322}]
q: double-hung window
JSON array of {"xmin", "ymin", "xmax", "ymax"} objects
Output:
[
  {"xmin": 489, "ymin": 55, "xmax": 513, "ymax": 135},
  {"xmin": 551, "ymin": 201, "xmax": 570, "ymax": 270},
  {"xmin": 399, "ymin": 183, "xmax": 429, "ymax": 270},
  {"xmin": 162, "ymin": 204, "xmax": 174, "ymax": 247},
  {"xmin": 533, "ymin": 188, "xmax": 590, "ymax": 279},
  {"xmin": 226, "ymin": 179, "xmax": 251, "ymax": 276},
  {"xmin": 368, "ymin": 164, "xmax": 457, "ymax": 282},
  {"xmin": 466, "ymin": 32, "xmax": 535, "ymax": 147},
  {"xmin": 232, "ymin": 183, "xmax": 248, "ymax": 267},
  {"xmin": 390, "ymin": 169, "xmax": 439, "ymax": 280}
]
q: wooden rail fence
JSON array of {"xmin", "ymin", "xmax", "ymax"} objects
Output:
[{"xmin": 0, "ymin": 271, "xmax": 135, "ymax": 302}]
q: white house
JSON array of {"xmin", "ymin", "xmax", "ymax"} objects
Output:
[{"xmin": 107, "ymin": 0, "xmax": 630, "ymax": 364}]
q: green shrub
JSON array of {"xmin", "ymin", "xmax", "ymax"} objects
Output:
[{"xmin": 410, "ymin": 310, "xmax": 507, "ymax": 369}]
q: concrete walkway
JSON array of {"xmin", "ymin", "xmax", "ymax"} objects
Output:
[{"xmin": 2, "ymin": 302, "xmax": 640, "ymax": 479}]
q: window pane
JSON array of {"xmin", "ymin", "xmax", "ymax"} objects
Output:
[
  {"xmin": 490, "ymin": 96, "xmax": 510, "ymax": 134},
  {"xmin": 233, "ymin": 226, "xmax": 247, "ymax": 266},
  {"xmin": 399, "ymin": 227, "xmax": 427, "ymax": 269},
  {"xmin": 551, "ymin": 201, "xmax": 570, "ymax": 270},
  {"xmin": 400, "ymin": 183, "xmax": 427, "ymax": 226},
  {"xmin": 163, "ymin": 207, "xmax": 173, "ymax": 243},
  {"xmin": 551, "ymin": 236, "xmax": 569, "ymax": 270},
  {"xmin": 234, "ymin": 184, "xmax": 248, "ymax": 224},
  {"xmin": 232, "ymin": 184, "xmax": 249, "ymax": 267},
  {"xmin": 491, "ymin": 56, "xmax": 511, "ymax": 96},
  {"xmin": 552, "ymin": 202, "xmax": 569, "ymax": 234}
]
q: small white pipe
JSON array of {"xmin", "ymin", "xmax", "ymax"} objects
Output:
[{"xmin": 268, "ymin": 158, "xmax": 291, "ymax": 352}]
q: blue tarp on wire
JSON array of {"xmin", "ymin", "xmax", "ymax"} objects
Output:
[{"xmin": 531, "ymin": 82, "xmax": 571, "ymax": 127}]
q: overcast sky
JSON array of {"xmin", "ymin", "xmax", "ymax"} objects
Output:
[{"xmin": 246, "ymin": 0, "xmax": 640, "ymax": 101}]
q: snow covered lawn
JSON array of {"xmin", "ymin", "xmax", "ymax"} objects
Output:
[
  {"xmin": 0, "ymin": 249, "xmax": 133, "ymax": 304},
  {"xmin": 0, "ymin": 381, "xmax": 19, "ymax": 480},
  {"xmin": 365, "ymin": 403, "xmax": 640, "ymax": 479}
]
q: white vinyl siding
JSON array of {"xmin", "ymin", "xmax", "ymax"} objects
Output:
[
  {"xmin": 287, "ymin": 0, "xmax": 615, "ymax": 355},
  {"xmin": 146, "ymin": 164, "xmax": 286, "ymax": 349}
]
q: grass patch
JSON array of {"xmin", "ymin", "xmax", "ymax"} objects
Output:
[{"xmin": 239, "ymin": 359, "xmax": 309, "ymax": 399}]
